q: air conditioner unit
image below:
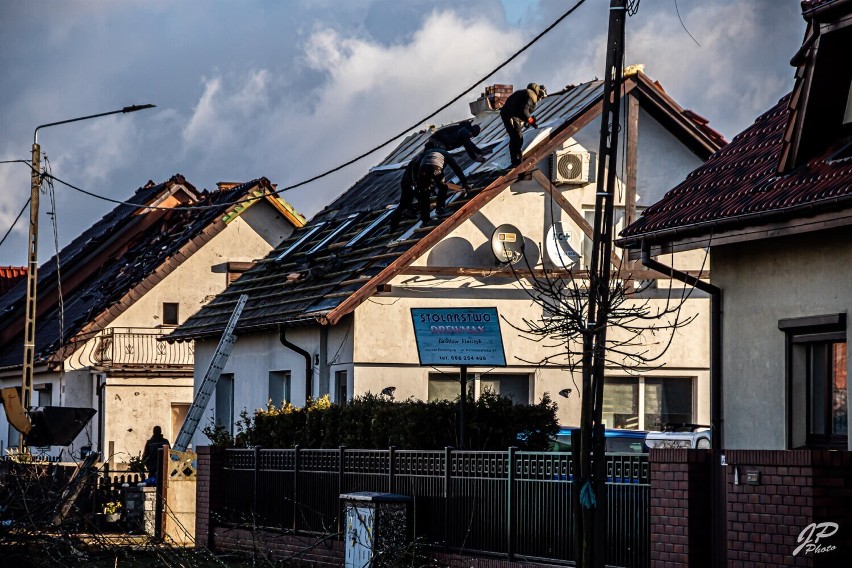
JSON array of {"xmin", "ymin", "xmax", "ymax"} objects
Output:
[{"xmin": 551, "ymin": 150, "xmax": 592, "ymax": 185}]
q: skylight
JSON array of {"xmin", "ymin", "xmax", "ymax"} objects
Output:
[
  {"xmin": 305, "ymin": 214, "xmax": 359, "ymax": 256},
  {"xmin": 274, "ymin": 223, "xmax": 326, "ymax": 262},
  {"xmin": 344, "ymin": 207, "xmax": 397, "ymax": 249}
]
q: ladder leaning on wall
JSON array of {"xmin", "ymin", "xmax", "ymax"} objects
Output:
[{"xmin": 172, "ymin": 294, "xmax": 248, "ymax": 452}]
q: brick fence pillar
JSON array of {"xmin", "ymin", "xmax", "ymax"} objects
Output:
[
  {"xmin": 725, "ymin": 450, "xmax": 852, "ymax": 567},
  {"xmin": 649, "ymin": 448, "xmax": 713, "ymax": 567},
  {"xmin": 195, "ymin": 445, "xmax": 226, "ymax": 550}
]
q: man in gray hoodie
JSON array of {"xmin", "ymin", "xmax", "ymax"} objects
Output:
[
  {"xmin": 391, "ymin": 148, "xmax": 470, "ymax": 230},
  {"xmin": 500, "ymin": 83, "xmax": 547, "ymax": 167}
]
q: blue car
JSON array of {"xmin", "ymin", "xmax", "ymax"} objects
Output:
[{"xmin": 549, "ymin": 427, "xmax": 649, "ymax": 453}]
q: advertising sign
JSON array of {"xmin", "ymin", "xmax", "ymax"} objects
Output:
[{"xmin": 410, "ymin": 307, "xmax": 506, "ymax": 366}]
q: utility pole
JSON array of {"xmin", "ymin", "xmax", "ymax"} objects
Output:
[
  {"xmin": 576, "ymin": 0, "xmax": 627, "ymax": 566},
  {"xmin": 19, "ymin": 104, "xmax": 154, "ymax": 451}
]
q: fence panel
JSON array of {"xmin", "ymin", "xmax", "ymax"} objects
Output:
[
  {"xmin": 220, "ymin": 448, "xmax": 649, "ymax": 568},
  {"xmin": 514, "ymin": 451, "xmax": 575, "ymax": 562}
]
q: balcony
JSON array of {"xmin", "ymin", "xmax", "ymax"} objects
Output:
[{"xmin": 65, "ymin": 327, "xmax": 195, "ymax": 369}]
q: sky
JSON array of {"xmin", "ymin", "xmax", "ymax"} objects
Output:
[{"xmin": 0, "ymin": 0, "xmax": 806, "ymax": 266}]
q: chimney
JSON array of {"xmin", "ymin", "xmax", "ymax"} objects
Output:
[
  {"xmin": 216, "ymin": 182, "xmax": 243, "ymax": 191},
  {"xmin": 469, "ymin": 84, "xmax": 513, "ymax": 116}
]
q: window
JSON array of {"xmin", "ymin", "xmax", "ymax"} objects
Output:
[
  {"xmin": 268, "ymin": 371, "xmax": 291, "ymax": 406},
  {"xmin": 480, "ymin": 374, "xmax": 530, "ymax": 404},
  {"xmin": 335, "ymin": 370, "xmax": 348, "ymax": 404},
  {"xmin": 215, "ymin": 373, "xmax": 234, "ymax": 435},
  {"xmin": 780, "ymin": 314, "xmax": 848, "ymax": 449},
  {"xmin": 162, "ymin": 302, "xmax": 179, "ymax": 326},
  {"xmin": 603, "ymin": 377, "xmax": 694, "ymax": 430},
  {"xmin": 428, "ymin": 375, "xmax": 461, "ymax": 402},
  {"xmin": 34, "ymin": 383, "xmax": 52, "ymax": 407},
  {"xmin": 582, "ymin": 209, "xmax": 624, "ymax": 270}
]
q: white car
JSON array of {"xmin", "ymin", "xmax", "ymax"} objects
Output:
[{"xmin": 645, "ymin": 424, "xmax": 711, "ymax": 449}]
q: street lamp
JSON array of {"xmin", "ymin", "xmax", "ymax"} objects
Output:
[{"xmin": 19, "ymin": 104, "xmax": 155, "ymax": 449}]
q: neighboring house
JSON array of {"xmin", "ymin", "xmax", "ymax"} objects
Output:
[
  {"xmin": 0, "ymin": 266, "xmax": 26, "ymax": 297},
  {"xmin": 0, "ymin": 175, "xmax": 304, "ymax": 462},
  {"xmin": 618, "ymin": 0, "xmax": 851, "ymax": 451},
  {"xmin": 170, "ymin": 71, "xmax": 724, "ymax": 446}
]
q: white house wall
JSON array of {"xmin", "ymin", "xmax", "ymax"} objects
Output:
[{"xmin": 713, "ymin": 230, "xmax": 852, "ymax": 450}]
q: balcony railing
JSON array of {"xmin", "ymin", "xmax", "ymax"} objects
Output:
[{"xmin": 64, "ymin": 327, "xmax": 194, "ymax": 369}]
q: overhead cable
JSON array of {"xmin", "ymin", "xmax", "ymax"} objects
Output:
[{"xmin": 41, "ymin": 0, "xmax": 589, "ymax": 213}]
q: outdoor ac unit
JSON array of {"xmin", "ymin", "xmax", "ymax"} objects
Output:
[{"xmin": 551, "ymin": 150, "xmax": 592, "ymax": 185}]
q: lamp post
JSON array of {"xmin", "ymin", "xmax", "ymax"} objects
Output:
[{"xmin": 20, "ymin": 104, "xmax": 155, "ymax": 450}]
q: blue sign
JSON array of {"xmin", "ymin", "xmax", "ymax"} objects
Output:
[{"xmin": 410, "ymin": 307, "xmax": 506, "ymax": 366}]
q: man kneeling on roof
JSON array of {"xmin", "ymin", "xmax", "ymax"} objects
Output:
[
  {"xmin": 425, "ymin": 119, "xmax": 487, "ymax": 163},
  {"xmin": 391, "ymin": 148, "xmax": 470, "ymax": 230}
]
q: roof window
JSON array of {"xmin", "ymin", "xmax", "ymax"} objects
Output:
[
  {"xmin": 274, "ymin": 223, "xmax": 326, "ymax": 262},
  {"xmin": 305, "ymin": 214, "xmax": 359, "ymax": 256}
]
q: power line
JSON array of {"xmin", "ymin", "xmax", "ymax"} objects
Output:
[
  {"xmin": 37, "ymin": 0, "xmax": 589, "ymax": 213},
  {"xmin": 0, "ymin": 196, "xmax": 31, "ymax": 251}
]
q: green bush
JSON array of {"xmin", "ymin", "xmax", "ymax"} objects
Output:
[{"xmin": 227, "ymin": 392, "xmax": 559, "ymax": 451}]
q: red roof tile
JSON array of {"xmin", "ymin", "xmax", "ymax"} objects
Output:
[
  {"xmin": 0, "ymin": 266, "xmax": 26, "ymax": 296},
  {"xmin": 619, "ymin": 92, "xmax": 852, "ymax": 246}
]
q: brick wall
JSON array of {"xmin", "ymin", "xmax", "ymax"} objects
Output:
[
  {"xmin": 195, "ymin": 446, "xmax": 225, "ymax": 549},
  {"xmin": 212, "ymin": 527, "xmax": 343, "ymax": 566},
  {"xmin": 649, "ymin": 449, "xmax": 713, "ymax": 567},
  {"xmin": 725, "ymin": 450, "xmax": 852, "ymax": 567}
]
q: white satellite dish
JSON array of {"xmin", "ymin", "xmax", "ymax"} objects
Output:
[
  {"xmin": 545, "ymin": 222, "xmax": 580, "ymax": 268},
  {"xmin": 491, "ymin": 224, "xmax": 525, "ymax": 264}
]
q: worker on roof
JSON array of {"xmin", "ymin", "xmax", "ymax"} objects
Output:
[
  {"xmin": 500, "ymin": 83, "xmax": 547, "ymax": 167},
  {"xmin": 390, "ymin": 148, "xmax": 470, "ymax": 230},
  {"xmin": 425, "ymin": 119, "xmax": 487, "ymax": 163}
]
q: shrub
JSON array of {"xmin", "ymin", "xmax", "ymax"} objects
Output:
[{"xmin": 229, "ymin": 392, "xmax": 558, "ymax": 450}]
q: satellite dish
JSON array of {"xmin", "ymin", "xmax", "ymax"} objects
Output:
[
  {"xmin": 491, "ymin": 224, "xmax": 524, "ymax": 264},
  {"xmin": 545, "ymin": 222, "xmax": 580, "ymax": 268}
]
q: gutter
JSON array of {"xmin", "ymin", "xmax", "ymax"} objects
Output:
[
  {"xmin": 618, "ymin": 193, "xmax": 852, "ymax": 252},
  {"xmin": 279, "ymin": 325, "xmax": 313, "ymax": 400},
  {"xmin": 640, "ymin": 243, "xmax": 723, "ymax": 450}
]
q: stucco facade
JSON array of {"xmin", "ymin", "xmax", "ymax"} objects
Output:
[{"xmin": 712, "ymin": 228, "xmax": 852, "ymax": 450}]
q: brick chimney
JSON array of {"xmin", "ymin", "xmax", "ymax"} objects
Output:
[{"xmin": 469, "ymin": 84, "xmax": 513, "ymax": 115}]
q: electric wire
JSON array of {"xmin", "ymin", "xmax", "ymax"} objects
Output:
[
  {"xmin": 34, "ymin": 0, "xmax": 590, "ymax": 215},
  {"xmin": 44, "ymin": 156, "xmax": 67, "ymax": 385},
  {"xmin": 0, "ymin": 196, "xmax": 31, "ymax": 250}
]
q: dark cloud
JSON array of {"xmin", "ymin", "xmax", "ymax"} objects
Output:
[{"xmin": 0, "ymin": 0, "xmax": 805, "ymax": 265}]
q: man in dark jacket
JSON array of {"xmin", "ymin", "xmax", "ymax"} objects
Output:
[
  {"xmin": 142, "ymin": 425, "xmax": 170, "ymax": 476},
  {"xmin": 391, "ymin": 148, "xmax": 470, "ymax": 229},
  {"xmin": 500, "ymin": 83, "xmax": 547, "ymax": 167},
  {"xmin": 425, "ymin": 119, "xmax": 487, "ymax": 163}
]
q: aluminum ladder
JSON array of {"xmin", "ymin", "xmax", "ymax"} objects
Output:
[{"xmin": 172, "ymin": 294, "xmax": 248, "ymax": 452}]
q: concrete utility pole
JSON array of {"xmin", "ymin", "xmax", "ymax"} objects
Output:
[
  {"xmin": 577, "ymin": 0, "xmax": 627, "ymax": 566},
  {"xmin": 19, "ymin": 104, "xmax": 154, "ymax": 451}
]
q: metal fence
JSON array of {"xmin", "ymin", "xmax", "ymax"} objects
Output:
[
  {"xmin": 63, "ymin": 327, "xmax": 195, "ymax": 368},
  {"xmin": 219, "ymin": 448, "xmax": 649, "ymax": 567}
]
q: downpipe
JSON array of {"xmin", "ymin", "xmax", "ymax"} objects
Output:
[
  {"xmin": 278, "ymin": 326, "xmax": 313, "ymax": 401},
  {"xmin": 640, "ymin": 242, "xmax": 725, "ymax": 568}
]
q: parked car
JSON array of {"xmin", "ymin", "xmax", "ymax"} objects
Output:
[
  {"xmin": 644, "ymin": 423, "xmax": 711, "ymax": 449},
  {"xmin": 549, "ymin": 427, "xmax": 649, "ymax": 453}
]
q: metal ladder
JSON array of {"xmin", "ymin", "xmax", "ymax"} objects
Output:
[{"xmin": 172, "ymin": 294, "xmax": 248, "ymax": 452}]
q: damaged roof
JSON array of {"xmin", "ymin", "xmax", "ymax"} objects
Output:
[
  {"xmin": 170, "ymin": 72, "xmax": 723, "ymax": 341},
  {"xmin": 0, "ymin": 176, "xmax": 305, "ymax": 369}
]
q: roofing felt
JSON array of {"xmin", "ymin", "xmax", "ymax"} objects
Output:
[
  {"xmin": 619, "ymin": 94, "xmax": 852, "ymax": 246},
  {"xmin": 0, "ymin": 177, "xmax": 300, "ymax": 368},
  {"xmin": 170, "ymin": 74, "xmax": 723, "ymax": 341}
]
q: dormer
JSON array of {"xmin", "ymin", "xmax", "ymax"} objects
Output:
[{"xmin": 779, "ymin": 0, "xmax": 852, "ymax": 172}]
